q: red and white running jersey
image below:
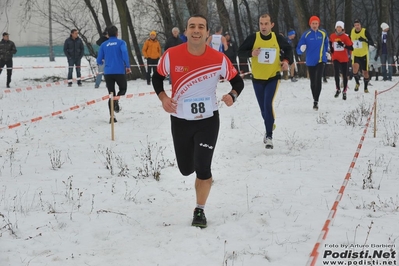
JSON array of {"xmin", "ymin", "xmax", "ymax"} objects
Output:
[{"xmin": 157, "ymin": 43, "xmax": 238, "ymax": 120}]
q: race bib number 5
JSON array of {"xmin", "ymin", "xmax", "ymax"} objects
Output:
[
  {"xmin": 258, "ymin": 48, "xmax": 277, "ymax": 64},
  {"xmin": 183, "ymin": 96, "xmax": 213, "ymax": 120}
]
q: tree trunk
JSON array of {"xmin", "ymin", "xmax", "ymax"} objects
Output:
[
  {"xmin": 185, "ymin": 0, "xmax": 208, "ymax": 17},
  {"xmin": 294, "ymin": 0, "xmax": 310, "ymax": 77},
  {"xmin": 380, "ymin": 0, "xmax": 389, "ymax": 26},
  {"xmin": 155, "ymin": 0, "xmax": 174, "ymax": 38},
  {"xmin": 312, "ymin": 0, "xmax": 320, "ymax": 16},
  {"xmin": 83, "ymin": 0, "xmax": 103, "ymax": 35},
  {"xmin": 125, "ymin": 1, "xmax": 146, "ymax": 79},
  {"xmin": 197, "ymin": 0, "xmax": 208, "ymax": 17},
  {"xmin": 232, "ymin": 0, "xmax": 244, "ymax": 44},
  {"xmin": 171, "ymin": 0, "xmax": 185, "ymax": 32},
  {"xmin": 100, "ymin": 0, "xmax": 112, "ymax": 27},
  {"xmin": 266, "ymin": 0, "xmax": 280, "ymax": 34},
  {"xmin": 114, "ymin": 0, "xmax": 140, "ymax": 80},
  {"xmin": 282, "ymin": 0, "xmax": 295, "ymax": 34},
  {"xmin": 215, "ymin": 0, "xmax": 230, "ymax": 34},
  {"xmin": 241, "ymin": 0, "xmax": 254, "ymax": 34},
  {"xmin": 344, "ymin": 0, "xmax": 352, "ymax": 33}
]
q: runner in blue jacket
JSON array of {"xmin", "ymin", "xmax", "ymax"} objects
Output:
[
  {"xmin": 97, "ymin": 25, "xmax": 131, "ymax": 123},
  {"xmin": 297, "ymin": 16, "xmax": 329, "ymax": 111}
]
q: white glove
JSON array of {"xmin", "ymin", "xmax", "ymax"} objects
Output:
[
  {"xmin": 326, "ymin": 52, "xmax": 331, "ymax": 60},
  {"xmin": 300, "ymin": 45, "xmax": 306, "ymax": 52}
]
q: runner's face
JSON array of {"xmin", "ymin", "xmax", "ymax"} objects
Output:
[
  {"xmin": 336, "ymin": 26, "xmax": 343, "ymax": 34},
  {"xmin": 354, "ymin": 23, "xmax": 361, "ymax": 31},
  {"xmin": 310, "ymin": 21, "xmax": 319, "ymax": 31},
  {"xmin": 186, "ymin": 17, "xmax": 208, "ymax": 45},
  {"xmin": 259, "ymin": 16, "xmax": 274, "ymax": 35}
]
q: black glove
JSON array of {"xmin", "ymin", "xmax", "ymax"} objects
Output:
[
  {"xmin": 337, "ymin": 41, "xmax": 344, "ymax": 47},
  {"xmin": 358, "ymin": 37, "xmax": 367, "ymax": 42}
]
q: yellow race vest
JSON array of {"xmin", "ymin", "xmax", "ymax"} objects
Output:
[
  {"xmin": 350, "ymin": 28, "xmax": 368, "ymax": 57},
  {"xmin": 251, "ymin": 32, "xmax": 281, "ymax": 80}
]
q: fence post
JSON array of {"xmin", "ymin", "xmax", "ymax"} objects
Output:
[
  {"xmin": 374, "ymin": 90, "xmax": 377, "ymax": 138},
  {"xmin": 110, "ymin": 93, "xmax": 115, "ymax": 141}
]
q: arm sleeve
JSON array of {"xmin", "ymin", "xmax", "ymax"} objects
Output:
[
  {"xmin": 142, "ymin": 41, "xmax": 148, "ymax": 58},
  {"xmin": 152, "ymin": 70, "xmax": 166, "ymax": 95},
  {"xmin": 63, "ymin": 39, "xmax": 68, "ymax": 57},
  {"xmin": 11, "ymin": 42, "xmax": 17, "ymax": 55},
  {"xmin": 276, "ymin": 34, "xmax": 293, "ymax": 64},
  {"xmin": 237, "ymin": 33, "xmax": 256, "ymax": 58},
  {"xmin": 229, "ymin": 73, "xmax": 244, "ymax": 96},
  {"xmin": 296, "ymin": 33, "xmax": 306, "ymax": 55}
]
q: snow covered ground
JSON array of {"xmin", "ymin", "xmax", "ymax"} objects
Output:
[{"xmin": 1, "ymin": 57, "xmax": 398, "ymax": 266}]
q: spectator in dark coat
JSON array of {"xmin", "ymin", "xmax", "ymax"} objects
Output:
[
  {"xmin": 64, "ymin": 29, "xmax": 84, "ymax": 86},
  {"xmin": 95, "ymin": 30, "xmax": 109, "ymax": 88},
  {"xmin": 164, "ymin": 27, "xmax": 183, "ymax": 51},
  {"xmin": 164, "ymin": 27, "xmax": 183, "ymax": 84},
  {"xmin": 0, "ymin": 32, "xmax": 17, "ymax": 88},
  {"xmin": 375, "ymin": 22, "xmax": 396, "ymax": 81},
  {"xmin": 223, "ymin": 32, "xmax": 238, "ymax": 71}
]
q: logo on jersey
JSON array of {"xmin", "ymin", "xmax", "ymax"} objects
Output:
[{"xmin": 175, "ymin": 66, "xmax": 189, "ymax": 72}]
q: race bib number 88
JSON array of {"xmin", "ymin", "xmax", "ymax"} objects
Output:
[{"xmin": 183, "ymin": 96, "xmax": 213, "ymax": 120}]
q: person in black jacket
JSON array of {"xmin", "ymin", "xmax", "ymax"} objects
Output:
[
  {"xmin": 0, "ymin": 32, "xmax": 17, "ymax": 88},
  {"xmin": 164, "ymin": 27, "xmax": 183, "ymax": 51},
  {"xmin": 224, "ymin": 32, "xmax": 239, "ymax": 71},
  {"xmin": 164, "ymin": 27, "xmax": 183, "ymax": 84},
  {"xmin": 64, "ymin": 29, "xmax": 84, "ymax": 86},
  {"xmin": 95, "ymin": 30, "xmax": 109, "ymax": 88}
]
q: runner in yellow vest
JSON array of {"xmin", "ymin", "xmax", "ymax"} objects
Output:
[
  {"xmin": 350, "ymin": 19, "xmax": 375, "ymax": 93},
  {"xmin": 238, "ymin": 14, "xmax": 293, "ymax": 149}
]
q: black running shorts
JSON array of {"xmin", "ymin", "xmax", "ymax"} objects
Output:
[
  {"xmin": 353, "ymin": 55, "xmax": 369, "ymax": 72},
  {"xmin": 170, "ymin": 111, "xmax": 220, "ymax": 180}
]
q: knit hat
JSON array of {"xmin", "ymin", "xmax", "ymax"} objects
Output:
[
  {"xmin": 309, "ymin": 16, "xmax": 320, "ymax": 25},
  {"xmin": 380, "ymin": 22, "xmax": 389, "ymax": 30},
  {"xmin": 288, "ymin": 30, "xmax": 296, "ymax": 37},
  {"xmin": 335, "ymin": 21, "xmax": 344, "ymax": 29},
  {"xmin": 150, "ymin": 31, "xmax": 156, "ymax": 36}
]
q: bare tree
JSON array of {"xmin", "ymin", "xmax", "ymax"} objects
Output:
[
  {"xmin": 241, "ymin": 0, "xmax": 255, "ymax": 34},
  {"xmin": 231, "ymin": 0, "xmax": 244, "ymax": 44},
  {"xmin": 344, "ymin": 0, "xmax": 352, "ymax": 31},
  {"xmin": 100, "ymin": 0, "xmax": 112, "ymax": 27},
  {"xmin": 266, "ymin": 0, "xmax": 280, "ymax": 33},
  {"xmin": 185, "ymin": 0, "xmax": 208, "ymax": 17},
  {"xmin": 83, "ymin": 0, "xmax": 103, "ymax": 36},
  {"xmin": 171, "ymin": 0, "xmax": 185, "ymax": 32},
  {"xmin": 215, "ymin": 0, "xmax": 230, "ymax": 35},
  {"xmin": 114, "ymin": 0, "xmax": 142, "ymax": 79},
  {"xmin": 155, "ymin": 0, "xmax": 174, "ymax": 38}
]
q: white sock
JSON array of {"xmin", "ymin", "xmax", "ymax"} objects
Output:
[{"xmin": 196, "ymin": 204, "xmax": 205, "ymax": 210}]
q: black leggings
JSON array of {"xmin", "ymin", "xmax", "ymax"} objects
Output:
[
  {"xmin": 333, "ymin": 60, "xmax": 348, "ymax": 91},
  {"xmin": 104, "ymin": 74, "xmax": 127, "ymax": 97},
  {"xmin": 0, "ymin": 59, "xmax": 13, "ymax": 86},
  {"xmin": 171, "ymin": 111, "xmax": 220, "ymax": 180},
  {"xmin": 307, "ymin": 63, "xmax": 325, "ymax": 103}
]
